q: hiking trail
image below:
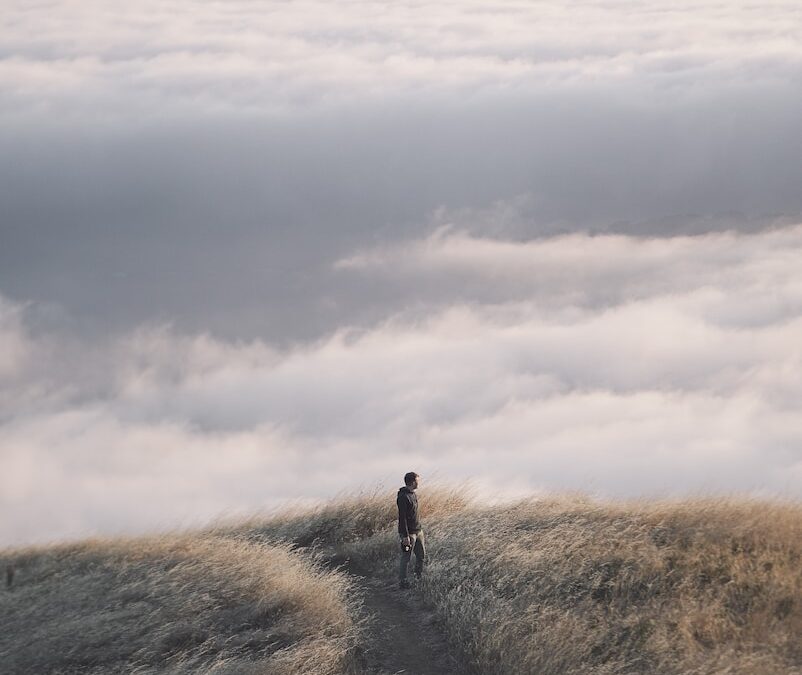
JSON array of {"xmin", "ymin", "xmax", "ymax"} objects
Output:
[{"xmin": 332, "ymin": 555, "xmax": 460, "ymax": 675}]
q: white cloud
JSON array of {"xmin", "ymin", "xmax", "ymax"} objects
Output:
[
  {"xmin": 3, "ymin": 0, "xmax": 802, "ymax": 546},
  {"xmin": 2, "ymin": 0, "xmax": 801, "ymax": 119},
  {"xmin": 336, "ymin": 224, "xmax": 802, "ymax": 327},
  {"xmin": 2, "ymin": 224, "xmax": 802, "ymax": 545}
]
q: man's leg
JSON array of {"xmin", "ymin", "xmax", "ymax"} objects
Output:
[
  {"xmin": 398, "ymin": 534, "xmax": 414, "ymax": 587},
  {"xmin": 413, "ymin": 530, "xmax": 425, "ymax": 579}
]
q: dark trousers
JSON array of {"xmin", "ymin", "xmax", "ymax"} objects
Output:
[{"xmin": 399, "ymin": 530, "xmax": 425, "ymax": 581}]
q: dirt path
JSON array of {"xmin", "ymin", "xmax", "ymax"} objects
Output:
[{"xmin": 332, "ymin": 556, "xmax": 461, "ymax": 675}]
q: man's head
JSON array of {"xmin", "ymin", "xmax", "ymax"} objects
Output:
[{"xmin": 404, "ymin": 471, "xmax": 420, "ymax": 490}]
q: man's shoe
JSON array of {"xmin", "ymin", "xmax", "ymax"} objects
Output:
[{"xmin": 399, "ymin": 580, "xmax": 411, "ymax": 590}]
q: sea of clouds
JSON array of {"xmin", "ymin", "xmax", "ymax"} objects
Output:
[
  {"xmin": 3, "ymin": 223, "xmax": 802, "ymax": 545},
  {"xmin": 2, "ymin": 0, "xmax": 802, "ymax": 545}
]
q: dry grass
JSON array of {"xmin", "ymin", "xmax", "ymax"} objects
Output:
[
  {"xmin": 3, "ymin": 490, "xmax": 800, "ymax": 675},
  {"xmin": 0, "ymin": 535, "xmax": 360, "ymax": 675},
  {"xmin": 418, "ymin": 496, "xmax": 802, "ymax": 675},
  {"xmin": 224, "ymin": 486, "xmax": 469, "ymax": 550},
  {"xmin": 237, "ymin": 489, "xmax": 802, "ymax": 674}
]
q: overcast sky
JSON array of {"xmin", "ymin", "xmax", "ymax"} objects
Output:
[{"xmin": 2, "ymin": 0, "xmax": 802, "ymax": 546}]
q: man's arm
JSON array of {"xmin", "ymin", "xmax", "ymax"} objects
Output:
[{"xmin": 397, "ymin": 495, "xmax": 410, "ymax": 539}]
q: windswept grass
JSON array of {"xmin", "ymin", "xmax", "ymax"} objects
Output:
[
  {"xmin": 0, "ymin": 535, "xmax": 360, "ymax": 675},
  {"xmin": 226, "ymin": 486, "xmax": 469, "ymax": 551},
  {"xmin": 3, "ymin": 490, "xmax": 800, "ymax": 674},
  {"xmin": 237, "ymin": 489, "xmax": 802, "ymax": 674},
  {"xmin": 421, "ymin": 496, "xmax": 802, "ymax": 675}
]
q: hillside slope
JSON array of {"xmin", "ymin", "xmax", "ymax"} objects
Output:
[
  {"xmin": 240, "ymin": 490, "xmax": 802, "ymax": 675},
  {"xmin": 0, "ymin": 535, "xmax": 359, "ymax": 674},
  {"xmin": 2, "ymin": 491, "xmax": 801, "ymax": 675}
]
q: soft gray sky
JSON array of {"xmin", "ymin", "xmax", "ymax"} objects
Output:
[{"xmin": 2, "ymin": 0, "xmax": 802, "ymax": 545}]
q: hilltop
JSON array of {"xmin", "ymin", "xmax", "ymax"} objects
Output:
[{"xmin": 2, "ymin": 490, "xmax": 801, "ymax": 674}]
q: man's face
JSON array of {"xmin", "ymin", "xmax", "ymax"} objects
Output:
[{"xmin": 411, "ymin": 476, "xmax": 420, "ymax": 490}]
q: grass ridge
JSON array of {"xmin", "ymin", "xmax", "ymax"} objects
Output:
[{"xmin": 2, "ymin": 489, "xmax": 801, "ymax": 674}]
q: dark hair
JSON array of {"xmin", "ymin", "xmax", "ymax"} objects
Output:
[{"xmin": 404, "ymin": 471, "xmax": 419, "ymax": 486}]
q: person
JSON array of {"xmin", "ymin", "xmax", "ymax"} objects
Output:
[{"xmin": 397, "ymin": 471, "xmax": 425, "ymax": 589}]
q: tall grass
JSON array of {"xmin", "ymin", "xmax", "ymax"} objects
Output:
[
  {"xmin": 421, "ymin": 496, "xmax": 802, "ymax": 674},
  {"xmin": 0, "ymin": 535, "xmax": 360, "ymax": 674},
  {"xmin": 3, "ymin": 490, "xmax": 800, "ymax": 674},
  {"xmin": 227, "ymin": 486, "xmax": 469, "ymax": 555},
  {"xmin": 238, "ymin": 489, "xmax": 802, "ymax": 674}
]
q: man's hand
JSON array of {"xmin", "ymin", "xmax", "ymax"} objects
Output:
[{"xmin": 402, "ymin": 536, "xmax": 411, "ymax": 547}]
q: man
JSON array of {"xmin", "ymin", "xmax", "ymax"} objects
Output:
[{"xmin": 397, "ymin": 471, "xmax": 425, "ymax": 590}]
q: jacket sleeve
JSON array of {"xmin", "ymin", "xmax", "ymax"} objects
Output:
[{"xmin": 397, "ymin": 495, "xmax": 410, "ymax": 537}]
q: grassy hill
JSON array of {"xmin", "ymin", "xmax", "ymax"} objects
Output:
[
  {"xmin": 234, "ymin": 490, "xmax": 802, "ymax": 674},
  {"xmin": 0, "ymin": 535, "xmax": 360, "ymax": 674},
  {"xmin": 2, "ymin": 489, "xmax": 801, "ymax": 674}
]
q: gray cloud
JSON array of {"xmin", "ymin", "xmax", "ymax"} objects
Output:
[
  {"xmin": 3, "ymin": 91, "xmax": 802, "ymax": 344},
  {"xmin": 2, "ymin": 0, "xmax": 802, "ymax": 545}
]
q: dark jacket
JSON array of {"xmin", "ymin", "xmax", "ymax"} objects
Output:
[{"xmin": 397, "ymin": 486, "xmax": 421, "ymax": 537}]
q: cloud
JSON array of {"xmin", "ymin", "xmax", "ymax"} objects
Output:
[
  {"xmin": 2, "ymin": 0, "xmax": 802, "ymax": 119},
  {"xmin": 336, "ymin": 223, "xmax": 802, "ymax": 326},
  {"xmin": 3, "ymin": 1, "xmax": 802, "ymax": 346},
  {"xmin": 3, "ymin": 223, "xmax": 802, "ymax": 545},
  {"xmin": 3, "ymin": 1, "xmax": 802, "ymax": 545},
  {"xmin": 0, "ymin": 296, "xmax": 30, "ymax": 378}
]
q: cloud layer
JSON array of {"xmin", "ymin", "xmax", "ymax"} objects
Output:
[
  {"xmin": 3, "ymin": 225, "xmax": 802, "ymax": 545},
  {"xmin": 3, "ymin": 0, "xmax": 802, "ymax": 347},
  {"xmin": 3, "ymin": 0, "xmax": 802, "ymax": 545},
  {"xmin": 3, "ymin": 0, "xmax": 802, "ymax": 119}
]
